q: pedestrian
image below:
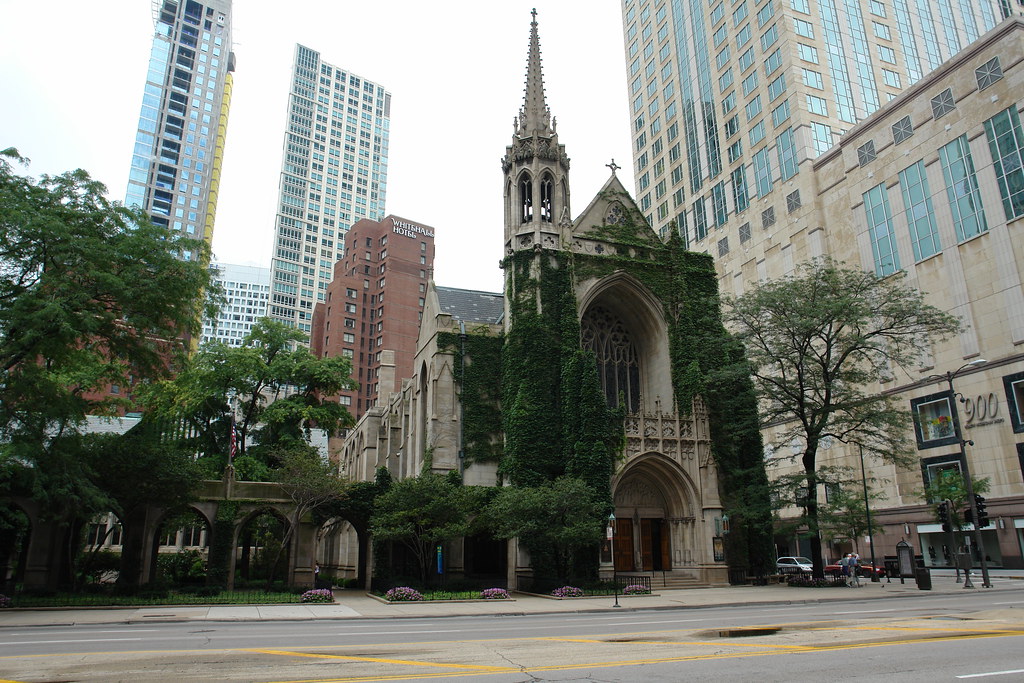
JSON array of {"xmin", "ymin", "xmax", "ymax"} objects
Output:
[
  {"xmin": 851, "ymin": 553, "xmax": 861, "ymax": 587},
  {"xmin": 839, "ymin": 553, "xmax": 852, "ymax": 586}
]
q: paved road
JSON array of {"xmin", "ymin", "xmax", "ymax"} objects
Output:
[{"xmin": 1, "ymin": 586, "xmax": 1022, "ymax": 682}]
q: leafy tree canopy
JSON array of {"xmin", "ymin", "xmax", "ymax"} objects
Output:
[
  {"xmin": 139, "ymin": 318, "xmax": 357, "ymax": 476},
  {"xmin": 0, "ymin": 148, "xmax": 217, "ymax": 444},
  {"xmin": 370, "ymin": 473, "xmax": 483, "ymax": 584},
  {"xmin": 483, "ymin": 477, "xmax": 608, "ymax": 583},
  {"xmin": 725, "ymin": 259, "xmax": 960, "ymax": 575},
  {"xmin": 922, "ymin": 469, "xmax": 990, "ymax": 531}
]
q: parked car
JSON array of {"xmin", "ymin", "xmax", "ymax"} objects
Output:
[
  {"xmin": 824, "ymin": 560, "xmax": 886, "ymax": 578},
  {"xmin": 776, "ymin": 556, "xmax": 813, "ymax": 574}
]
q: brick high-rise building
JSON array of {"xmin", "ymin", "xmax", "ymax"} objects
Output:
[{"xmin": 311, "ymin": 215, "xmax": 435, "ymax": 418}]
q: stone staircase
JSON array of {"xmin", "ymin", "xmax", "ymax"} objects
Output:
[{"xmin": 618, "ymin": 571, "xmax": 704, "ymax": 590}]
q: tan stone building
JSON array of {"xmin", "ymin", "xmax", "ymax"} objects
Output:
[{"xmin": 714, "ymin": 19, "xmax": 1024, "ymax": 568}]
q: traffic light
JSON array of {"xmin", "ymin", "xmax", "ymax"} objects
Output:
[
  {"xmin": 937, "ymin": 500, "xmax": 951, "ymax": 532},
  {"xmin": 974, "ymin": 494, "xmax": 990, "ymax": 528}
]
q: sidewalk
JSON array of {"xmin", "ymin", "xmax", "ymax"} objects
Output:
[{"xmin": 1, "ymin": 571, "xmax": 1021, "ymax": 627}]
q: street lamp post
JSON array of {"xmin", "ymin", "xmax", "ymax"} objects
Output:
[
  {"xmin": 924, "ymin": 359, "xmax": 991, "ymax": 589},
  {"xmin": 608, "ymin": 513, "xmax": 620, "ymax": 608},
  {"xmin": 858, "ymin": 444, "xmax": 879, "ymax": 582}
]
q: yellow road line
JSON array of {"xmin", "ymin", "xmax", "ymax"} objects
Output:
[
  {"xmin": 267, "ymin": 630, "xmax": 1024, "ymax": 683},
  {"xmin": 247, "ymin": 648, "xmax": 514, "ymax": 672}
]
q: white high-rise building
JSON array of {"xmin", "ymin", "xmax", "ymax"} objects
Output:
[
  {"xmin": 201, "ymin": 263, "xmax": 270, "ymax": 346},
  {"xmin": 269, "ymin": 44, "xmax": 391, "ymax": 335}
]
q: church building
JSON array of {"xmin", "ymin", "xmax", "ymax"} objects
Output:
[{"xmin": 328, "ymin": 12, "xmax": 771, "ymax": 589}]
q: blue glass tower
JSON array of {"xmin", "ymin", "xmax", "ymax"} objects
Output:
[{"xmin": 125, "ymin": 0, "xmax": 235, "ymax": 259}]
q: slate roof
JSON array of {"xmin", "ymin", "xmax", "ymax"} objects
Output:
[{"xmin": 436, "ymin": 286, "xmax": 504, "ymax": 325}]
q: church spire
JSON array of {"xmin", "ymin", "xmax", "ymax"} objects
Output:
[
  {"xmin": 502, "ymin": 10, "xmax": 570, "ymax": 255},
  {"xmin": 517, "ymin": 8, "xmax": 552, "ymax": 138}
]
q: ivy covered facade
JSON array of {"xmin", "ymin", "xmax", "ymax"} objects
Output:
[{"xmin": 332, "ymin": 13, "xmax": 772, "ymax": 586}]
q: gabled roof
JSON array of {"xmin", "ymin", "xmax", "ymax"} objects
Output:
[
  {"xmin": 571, "ymin": 173, "xmax": 663, "ymax": 247},
  {"xmin": 436, "ymin": 286, "xmax": 505, "ymax": 325}
]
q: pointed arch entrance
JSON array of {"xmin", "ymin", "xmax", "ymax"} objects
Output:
[{"xmin": 612, "ymin": 452, "xmax": 697, "ymax": 572}]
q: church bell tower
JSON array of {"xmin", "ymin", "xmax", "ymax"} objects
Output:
[{"xmin": 502, "ymin": 10, "xmax": 571, "ymax": 256}]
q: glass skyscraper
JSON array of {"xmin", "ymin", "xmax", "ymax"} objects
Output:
[
  {"xmin": 619, "ymin": 0, "xmax": 1014, "ymax": 245},
  {"xmin": 269, "ymin": 44, "xmax": 391, "ymax": 334},
  {"xmin": 125, "ymin": 0, "xmax": 235, "ymax": 259}
]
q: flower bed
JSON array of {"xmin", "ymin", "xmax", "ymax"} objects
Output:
[
  {"xmin": 384, "ymin": 586, "xmax": 424, "ymax": 602},
  {"xmin": 550, "ymin": 585, "xmax": 584, "ymax": 598},
  {"xmin": 480, "ymin": 588, "xmax": 510, "ymax": 600},
  {"xmin": 622, "ymin": 584, "xmax": 651, "ymax": 595},
  {"xmin": 786, "ymin": 575, "xmax": 846, "ymax": 588},
  {"xmin": 300, "ymin": 588, "xmax": 334, "ymax": 603}
]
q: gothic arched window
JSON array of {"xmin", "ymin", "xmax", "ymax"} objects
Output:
[
  {"xmin": 581, "ymin": 304, "xmax": 641, "ymax": 412},
  {"xmin": 540, "ymin": 174, "xmax": 554, "ymax": 222},
  {"xmin": 519, "ymin": 173, "xmax": 533, "ymax": 223}
]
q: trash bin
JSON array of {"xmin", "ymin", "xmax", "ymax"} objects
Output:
[
  {"xmin": 884, "ymin": 558, "xmax": 899, "ymax": 578},
  {"xmin": 915, "ymin": 566, "xmax": 932, "ymax": 590}
]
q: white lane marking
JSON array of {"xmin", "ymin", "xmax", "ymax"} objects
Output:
[
  {"xmin": 605, "ymin": 619, "xmax": 707, "ymax": 626},
  {"xmin": 0, "ymin": 637, "xmax": 144, "ymax": 645},
  {"xmin": 956, "ymin": 669, "xmax": 1024, "ymax": 679},
  {"xmin": 832, "ymin": 609, "xmax": 903, "ymax": 614},
  {"xmin": 4, "ymin": 629, "xmax": 159, "ymax": 636},
  {"xmin": 333, "ymin": 630, "xmax": 464, "ymax": 636},
  {"xmin": 992, "ymin": 601, "xmax": 1024, "ymax": 605}
]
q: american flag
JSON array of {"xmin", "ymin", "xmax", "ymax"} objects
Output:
[{"xmin": 228, "ymin": 417, "xmax": 237, "ymax": 462}]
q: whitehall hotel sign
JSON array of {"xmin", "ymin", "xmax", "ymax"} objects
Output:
[{"xmin": 392, "ymin": 219, "xmax": 434, "ymax": 239}]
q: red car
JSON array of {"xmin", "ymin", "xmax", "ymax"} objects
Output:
[{"xmin": 825, "ymin": 560, "xmax": 886, "ymax": 578}]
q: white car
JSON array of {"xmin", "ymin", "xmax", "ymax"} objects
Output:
[{"xmin": 776, "ymin": 556, "xmax": 813, "ymax": 574}]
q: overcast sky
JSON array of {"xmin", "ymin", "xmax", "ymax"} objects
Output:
[{"xmin": 0, "ymin": 1, "xmax": 634, "ymax": 293}]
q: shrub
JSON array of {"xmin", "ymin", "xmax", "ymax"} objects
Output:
[
  {"xmin": 622, "ymin": 584, "xmax": 651, "ymax": 595},
  {"xmin": 551, "ymin": 585, "xmax": 584, "ymax": 598},
  {"xmin": 300, "ymin": 589, "xmax": 334, "ymax": 603},
  {"xmin": 480, "ymin": 588, "xmax": 510, "ymax": 600},
  {"xmin": 384, "ymin": 586, "xmax": 424, "ymax": 602},
  {"xmin": 786, "ymin": 575, "xmax": 838, "ymax": 588},
  {"xmin": 0, "ymin": 594, "xmax": 11, "ymax": 608}
]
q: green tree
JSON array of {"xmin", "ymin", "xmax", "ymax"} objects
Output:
[
  {"xmin": 317, "ymin": 467, "xmax": 391, "ymax": 588},
  {"xmin": 814, "ymin": 470, "xmax": 888, "ymax": 555},
  {"xmin": 922, "ymin": 470, "xmax": 990, "ymax": 531},
  {"xmin": 484, "ymin": 477, "xmax": 607, "ymax": 585},
  {"xmin": 724, "ymin": 259, "xmax": 960, "ymax": 576},
  {"xmin": 82, "ymin": 425, "xmax": 203, "ymax": 588},
  {"xmin": 263, "ymin": 443, "xmax": 349, "ymax": 587},
  {"xmin": 0, "ymin": 149, "xmax": 216, "ymax": 440},
  {"xmin": 370, "ymin": 473, "xmax": 479, "ymax": 586},
  {"xmin": 140, "ymin": 319, "xmax": 357, "ymax": 476},
  {"xmin": 0, "ymin": 149, "xmax": 216, "ymax": 565}
]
